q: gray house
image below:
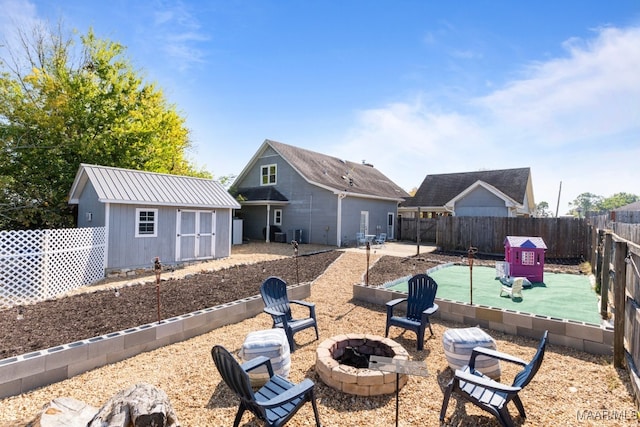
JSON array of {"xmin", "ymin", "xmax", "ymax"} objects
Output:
[
  {"xmin": 399, "ymin": 167, "xmax": 536, "ymax": 218},
  {"xmin": 233, "ymin": 140, "xmax": 409, "ymax": 247},
  {"xmin": 68, "ymin": 164, "xmax": 241, "ymax": 272}
]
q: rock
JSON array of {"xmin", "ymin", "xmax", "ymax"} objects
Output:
[
  {"xmin": 26, "ymin": 384, "xmax": 179, "ymax": 427},
  {"xmin": 88, "ymin": 383, "xmax": 180, "ymax": 427},
  {"xmin": 31, "ymin": 397, "xmax": 98, "ymax": 427}
]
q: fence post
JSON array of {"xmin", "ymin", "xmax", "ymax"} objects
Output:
[
  {"xmin": 613, "ymin": 239, "xmax": 627, "ymax": 368},
  {"xmin": 42, "ymin": 230, "xmax": 50, "ymax": 299},
  {"xmin": 416, "ymin": 207, "xmax": 421, "ymax": 255},
  {"xmin": 596, "ymin": 230, "xmax": 611, "ymax": 319},
  {"xmin": 600, "ymin": 232, "xmax": 612, "ymax": 318}
]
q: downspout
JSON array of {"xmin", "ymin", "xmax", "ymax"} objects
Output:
[
  {"xmin": 336, "ymin": 192, "xmax": 347, "ymax": 247},
  {"xmin": 265, "ymin": 204, "xmax": 271, "ymax": 243}
]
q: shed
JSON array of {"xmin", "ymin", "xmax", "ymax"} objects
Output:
[
  {"xmin": 68, "ymin": 164, "xmax": 241, "ymax": 273},
  {"xmin": 504, "ymin": 236, "xmax": 547, "ymax": 283}
]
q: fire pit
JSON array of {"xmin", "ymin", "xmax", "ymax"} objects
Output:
[{"xmin": 315, "ymin": 333, "xmax": 409, "ymax": 396}]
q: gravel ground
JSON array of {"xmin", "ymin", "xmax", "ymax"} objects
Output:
[{"xmin": 0, "ymin": 243, "xmax": 636, "ymax": 426}]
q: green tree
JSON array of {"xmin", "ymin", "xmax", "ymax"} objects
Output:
[
  {"xmin": 0, "ymin": 24, "xmax": 210, "ymax": 229},
  {"xmin": 568, "ymin": 192, "xmax": 603, "ymax": 217},
  {"xmin": 596, "ymin": 192, "xmax": 639, "ymax": 211},
  {"xmin": 535, "ymin": 201, "xmax": 551, "ymax": 217}
]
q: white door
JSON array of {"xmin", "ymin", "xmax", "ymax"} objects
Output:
[
  {"xmin": 359, "ymin": 211, "xmax": 369, "ymax": 235},
  {"xmin": 387, "ymin": 212, "xmax": 395, "ymax": 240},
  {"xmin": 176, "ymin": 209, "xmax": 216, "ymax": 261}
]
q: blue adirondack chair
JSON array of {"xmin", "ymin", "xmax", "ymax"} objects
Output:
[
  {"xmin": 211, "ymin": 345, "xmax": 321, "ymax": 427},
  {"xmin": 260, "ymin": 276, "xmax": 319, "ymax": 352},
  {"xmin": 440, "ymin": 330, "xmax": 549, "ymax": 427},
  {"xmin": 385, "ymin": 273, "xmax": 439, "ymax": 350}
]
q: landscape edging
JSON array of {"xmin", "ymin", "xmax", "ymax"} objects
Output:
[
  {"xmin": 0, "ymin": 282, "xmax": 311, "ymax": 399},
  {"xmin": 353, "ymin": 283, "xmax": 613, "ymax": 355}
]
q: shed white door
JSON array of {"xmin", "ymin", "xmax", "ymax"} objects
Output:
[{"xmin": 176, "ymin": 209, "xmax": 216, "ymax": 261}]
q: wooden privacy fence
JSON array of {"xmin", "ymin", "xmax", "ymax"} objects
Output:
[
  {"xmin": 399, "ymin": 216, "xmax": 589, "ymax": 258},
  {"xmin": 589, "ymin": 213, "xmax": 640, "ymax": 244},
  {"xmin": 593, "ymin": 228, "xmax": 640, "ymax": 408},
  {"xmin": 0, "ymin": 227, "xmax": 106, "ymax": 308}
]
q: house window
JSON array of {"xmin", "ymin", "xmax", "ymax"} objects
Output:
[
  {"xmin": 521, "ymin": 250, "xmax": 535, "ymax": 266},
  {"xmin": 274, "ymin": 209, "xmax": 282, "ymax": 225},
  {"xmin": 136, "ymin": 208, "xmax": 158, "ymax": 237},
  {"xmin": 261, "ymin": 164, "xmax": 277, "ymax": 185}
]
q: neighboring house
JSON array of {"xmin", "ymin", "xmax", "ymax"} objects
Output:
[
  {"xmin": 232, "ymin": 139, "xmax": 409, "ymax": 247},
  {"xmin": 399, "ymin": 167, "xmax": 536, "ymax": 218},
  {"xmin": 68, "ymin": 164, "xmax": 241, "ymax": 272},
  {"xmin": 610, "ymin": 201, "xmax": 640, "ymax": 223}
]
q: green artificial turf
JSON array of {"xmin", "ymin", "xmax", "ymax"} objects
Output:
[{"xmin": 385, "ymin": 265, "xmax": 601, "ymax": 325}]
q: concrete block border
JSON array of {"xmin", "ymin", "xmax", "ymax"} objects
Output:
[
  {"xmin": 0, "ymin": 283, "xmax": 311, "ymax": 399},
  {"xmin": 353, "ymin": 283, "xmax": 613, "ymax": 355}
]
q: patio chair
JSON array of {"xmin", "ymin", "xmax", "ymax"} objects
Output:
[
  {"xmin": 440, "ymin": 330, "xmax": 549, "ymax": 427},
  {"xmin": 385, "ymin": 273, "xmax": 439, "ymax": 350},
  {"xmin": 356, "ymin": 232, "xmax": 367, "ymax": 248},
  {"xmin": 500, "ymin": 277, "xmax": 524, "ymax": 300},
  {"xmin": 260, "ymin": 276, "xmax": 319, "ymax": 352},
  {"xmin": 374, "ymin": 233, "xmax": 387, "ymax": 247},
  {"xmin": 211, "ymin": 345, "xmax": 321, "ymax": 427}
]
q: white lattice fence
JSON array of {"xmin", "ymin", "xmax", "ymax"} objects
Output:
[{"xmin": 0, "ymin": 227, "xmax": 106, "ymax": 308}]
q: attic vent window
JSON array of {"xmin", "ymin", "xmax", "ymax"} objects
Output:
[{"xmin": 261, "ymin": 164, "xmax": 277, "ymax": 186}]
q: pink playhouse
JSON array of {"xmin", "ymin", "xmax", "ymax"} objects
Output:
[{"xmin": 504, "ymin": 236, "xmax": 547, "ymax": 283}]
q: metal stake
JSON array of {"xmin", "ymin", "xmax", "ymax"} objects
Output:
[
  {"xmin": 154, "ymin": 257, "xmax": 162, "ymax": 324},
  {"xmin": 468, "ymin": 246, "xmax": 477, "ymax": 305}
]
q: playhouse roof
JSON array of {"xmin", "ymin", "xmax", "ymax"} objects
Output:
[{"xmin": 504, "ymin": 236, "xmax": 547, "ymax": 249}]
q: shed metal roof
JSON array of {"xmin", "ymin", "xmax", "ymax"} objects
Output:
[{"xmin": 68, "ymin": 164, "xmax": 241, "ymax": 209}]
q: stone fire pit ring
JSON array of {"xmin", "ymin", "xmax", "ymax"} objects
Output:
[{"xmin": 315, "ymin": 333, "xmax": 409, "ymax": 396}]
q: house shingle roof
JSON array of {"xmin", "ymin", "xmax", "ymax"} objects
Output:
[
  {"xmin": 614, "ymin": 201, "xmax": 640, "ymax": 211},
  {"xmin": 403, "ymin": 168, "xmax": 531, "ymax": 208},
  {"xmin": 265, "ymin": 140, "xmax": 409, "ymax": 200},
  {"xmin": 68, "ymin": 164, "xmax": 241, "ymax": 209},
  {"xmin": 235, "ymin": 186, "xmax": 288, "ymax": 202}
]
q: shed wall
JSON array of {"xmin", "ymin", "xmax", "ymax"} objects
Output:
[
  {"xmin": 77, "ymin": 183, "xmax": 105, "ymax": 228},
  {"xmin": 107, "ymin": 204, "xmax": 177, "ymax": 270}
]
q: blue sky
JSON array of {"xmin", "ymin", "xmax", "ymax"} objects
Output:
[{"xmin": 2, "ymin": 1, "xmax": 639, "ymax": 214}]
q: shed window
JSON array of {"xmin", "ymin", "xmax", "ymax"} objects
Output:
[
  {"xmin": 521, "ymin": 250, "xmax": 535, "ymax": 265},
  {"xmin": 136, "ymin": 208, "xmax": 158, "ymax": 237},
  {"xmin": 274, "ymin": 209, "xmax": 282, "ymax": 225},
  {"xmin": 261, "ymin": 164, "xmax": 277, "ymax": 185}
]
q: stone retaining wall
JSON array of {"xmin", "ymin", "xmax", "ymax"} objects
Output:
[
  {"xmin": 353, "ymin": 284, "xmax": 613, "ymax": 355},
  {"xmin": 0, "ymin": 283, "xmax": 311, "ymax": 399}
]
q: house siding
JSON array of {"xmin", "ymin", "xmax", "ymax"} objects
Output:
[
  {"xmin": 234, "ymin": 141, "xmax": 405, "ymax": 246},
  {"xmin": 341, "ymin": 197, "xmax": 398, "ymax": 246},
  {"xmin": 455, "ymin": 187, "xmax": 509, "ymax": 217}
]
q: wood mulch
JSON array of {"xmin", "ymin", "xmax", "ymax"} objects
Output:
[{"xmin": 0, "ymin": 244, "xmax": 636, "ymax": 426}]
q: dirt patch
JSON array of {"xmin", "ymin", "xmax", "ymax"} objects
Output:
[
  {"xmin": 0, "ymin": 251, "xmax": 340, "ymax": 359},
  {"xmin": 0, "ymin": 249, "xmax": 581, "ymax": 360}
]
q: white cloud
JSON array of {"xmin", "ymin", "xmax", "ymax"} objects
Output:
[
  {"xmin": 475, "ymin": 26, "xmax": 640, "ymax": 147},
  {"xmin": 152, "ymin": 1, "xmax": 209, "ymax": 69},
  {"xmin": 333, "ymin": 25, "xmax": 640, "ymax": 211},
  {"xmin": 0, "ymin": 0, "xmax": 40, "ymax": 47}
]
